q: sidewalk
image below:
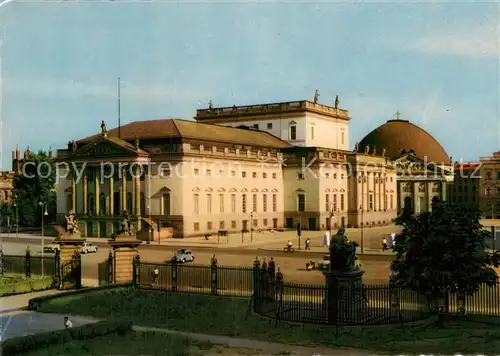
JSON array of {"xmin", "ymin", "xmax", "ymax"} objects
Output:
[{"xmin": 0, "ymin": 290, "xmax": 67, "ymax": 314}]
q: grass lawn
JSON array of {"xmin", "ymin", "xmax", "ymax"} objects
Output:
[
  {"xmin": 24, "ymin": 331, "xmax": 277, "ymax": 356},
  {"xmin": 0, "ymin": 274, "xmax": 53, "ymax": 296},
  {"xmin": 38, "ymin": 287, "xmax": 500, "ymax": 354}
]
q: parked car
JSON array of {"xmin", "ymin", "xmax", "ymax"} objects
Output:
[
  {"xmin": 80, "ymin": 243, "xmax": 98, "ymax": 254},
  {"xmin": 171, "ymin": 249, "xmax": 195, "ymax": 263},
  {"xmin": 43, "ymin": 243, "xmax": 60, "ymax": 253}
]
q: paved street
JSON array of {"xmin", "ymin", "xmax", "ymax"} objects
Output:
[{"xmin": 1, "ymin": 237, "xmax": 394, "ymax": 285}]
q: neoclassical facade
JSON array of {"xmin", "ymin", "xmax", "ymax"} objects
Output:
[{"xmin": 52, "ymin": 97, "xmax": 459, "ymax": 238}]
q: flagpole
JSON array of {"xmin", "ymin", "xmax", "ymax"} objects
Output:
[{"xmin": 118, "ymin": 77, "xmax": 121, "ymax": 138}]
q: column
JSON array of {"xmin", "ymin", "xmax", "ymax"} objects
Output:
[
  {"xmin": 71, "ymin": 172, "xmax": 76, "ymax": 213},
  {"xmin": 121, "ymin": 167, "xmax": 127, "ymax": 213},
  {"xmin": 83, "ymin": 174, "xmax": 88, "ymax": 216},
  {"xmin": 135, "ymin": 166, "xmax": 142, "ymax": 231},
  {"xmin": 426, "ymin": 181, "xmax": 432, "ymax": 212},
  {"xmin": 413, "ymin": 181, "xmax": 419, "ymax": 214},
  {"xmin": 109, "ymin": 174, "xmax": 114, "ymax": 216},
  {"xmin": 95, "ymin": 168, "xmax": 100, "ymax": 216},
  {"xmin": 146, "ymin": 165, "xmax": 151, "ymax": 216},
  {"xmin": 383, "ymin": 174, "xmax": 387, "ymax": 211},
  {"xmin": 441, "ymin": 181, "xmax": 447, "ymax": 201}
]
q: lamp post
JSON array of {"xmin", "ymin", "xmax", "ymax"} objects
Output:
[
  {"xmin": 13, "ymin": 195, "xmax": 18, "ymax": 238},
  {"xmin": 39, "ymin": 201, "xmax": 48, "ymax": 276},
  {"xmin": 250, "ymin": 211, "xmax": 254, "ymax": 243},
  {"xmin": 360, "ymin": 205, "xmax": 364, "ymax": 254}
]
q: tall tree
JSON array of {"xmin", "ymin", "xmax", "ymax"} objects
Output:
[
  {"xmin": 12, "ymin": 150, "xmax": 56, "ymax": 227},
  {"xmin": 391, "ymin": 199, "xmax": 500, "ymax": 306}
]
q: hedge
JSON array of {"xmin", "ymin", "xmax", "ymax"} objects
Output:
[
  {"xmin": 0, "ymin": 276, "xmax": 55, "ymax": 297},
  {"xmin": 1, "ymin": 320, "xmax": 133, "ymax": 356}
]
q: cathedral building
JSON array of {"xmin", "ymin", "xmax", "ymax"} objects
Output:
[{"xmin": 52, "ymin": 96, "xmax": 450, "ymax": 238}]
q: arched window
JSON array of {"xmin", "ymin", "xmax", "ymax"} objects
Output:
[
  {"xmin": 100, "ymin": 193, "xmax": 106, "ymax": 215},
  {"xmin": 127, "ymin": 192, "xmax": 133, "ymax": 213},
  {"xmin": 140, "ymin": 193, "xmax": 145, "ymax": 214},
  {"xmin": 87, "ymin": 194, "xmax": 94, "ymax": 216}
]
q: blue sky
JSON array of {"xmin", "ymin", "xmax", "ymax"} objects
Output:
[{"xmin": 0, "ymin": 0, "xmax": 498, "ymax": 170}]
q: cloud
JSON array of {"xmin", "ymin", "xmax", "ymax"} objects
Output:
[{"xmin": 405, "ymin": 24, "xmax": 500, "ymax": 59}]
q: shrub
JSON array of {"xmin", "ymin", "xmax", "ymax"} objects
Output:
[{"xmin": 1, "ymin": 320, "xmax": 133, "ymax": 356}]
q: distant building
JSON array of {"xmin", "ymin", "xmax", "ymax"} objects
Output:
[
  {"xmin": 447, "ymin": 162, "xmax": 480, "ymax": 210},
  {"xmin": 0, "ymin": 171, "xmax": 14, "ymax": 205},
  {"xmin": 479, "ymin": 152, "xmax": 500, "ymax": 218}
]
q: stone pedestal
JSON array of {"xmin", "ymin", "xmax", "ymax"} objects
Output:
[
  {"xmin": 109, "ymin": 234, "xmax": 142, "ymax": 284},
  {"xmin": 57, "ymin": 232, "xmax": 85, "ymax": 289},
  {"xmin": 323, "ymin": 268, "xmax": 367, "ymax": 324}
]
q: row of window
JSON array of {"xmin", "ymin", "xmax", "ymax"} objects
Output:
[
  {"xmin": 246, "ymin": 122, "xmax": 346, "ymax": 144},
  {"xmin": 160, "ymin": 167, "xmax": 278, "ymax": 179},
  {"xmin": 194, "ymin": 218, "xmax": 279, "ymax": 231},
  {"xmin": 453, "ymin": 185, "xmax": 476, "ymax": 193},
  {"xmin": 484, "ymin": 171, "xmax": 500, "ymax": 180},
  {"xmin": 484, "ymin": 187, "xmax": 500, "ymax": 196},
  {"xmin": 193, "ymin": 193, "xmax": 278, "ymax": 214},
  {"xmin": 452, "ymin": 196, "xmax": 476, "ymax": 203}
]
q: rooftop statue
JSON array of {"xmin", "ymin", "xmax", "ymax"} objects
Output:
[
  {"xmin": 330, "ymin": 228, "xmax": 359, "ymax": 272},
  {"xmin": 208, "ymin": 100, "xmax": 213, "ymax": 110},
  {"xmin": 313, "ymin": 90, "xmax": 319, "ymax": 104},
  {"xmin": 334, "ymin": 95, "xmax": 340, "ymax": 109},
  {"xmin": 364, "ymin": 144, "xmax": 370, "ymax": 155},
  {"xmin": 101, "ymin": 120, "xmax": 107, "ymax": 136},
  {"xmin": 354, "ymin": 142, "xmax": 359, "ymax": 153}
]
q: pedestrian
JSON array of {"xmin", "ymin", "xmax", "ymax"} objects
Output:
[
  {"xmin": 382, "ymin": 237, "xmax": 388, "ymax": 251},
  {"xmin": 323, "ymin": 230, "xmax": 330, "ymax": 248},
  {"xmin": 64, "ymin": 316, "xmax": 72, "ymax": 328},
  {"xmin": 152, "ymin": 267, "xmax": 159, "ymax": 285},
  {"xmin": 391, "ymin": 233, "xmax": 397, "ymax": 251},
  {"xmin": 305, "ymin": 238, "xmax": 311, "ymax": 250},
  {"xmin": 387, "ymin": 235, "xmax": 393, "ymax": 250}
]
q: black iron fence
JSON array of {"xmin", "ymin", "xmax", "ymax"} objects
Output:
[
  {"xmin": 0, "ymin": 248, "xmax": 58, "ymax": 279},
  {"xmin": 98, "ymin": 252, "xmax": 115, "ymax": 285},
  {"xmin": 133, "ymin": 255, "xmax": 254, "ymax": 297}
]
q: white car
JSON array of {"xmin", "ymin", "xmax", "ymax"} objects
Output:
[
  {"xmin": 80, "ymin": 243, "xmax": 98, "ymax": 254},
  {"xmin": 43, "ymin": 243, "xmax": 60, "ymax": 253}
]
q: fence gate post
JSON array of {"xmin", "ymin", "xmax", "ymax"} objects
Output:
[
  {"xmin": 25, "ymin": 247, "xmax": 31, "ymax": 279},
  {"xmin": 54, "ymin": 249, "xmax": 61, "ymax": 286},
  {"xmin": 211, "ymin": 254, "xmax": 218, "ymax": 295},
  {"xmin": 252, "ymin": 258, "xmax": 261, "ymax": 312},
  {"xmin": 171, "ymin": 259, "xmax": 178, "ymax": 292},
  {"xmin": 132, "ymin": 254, "xmax": 140, "ymax": 288},
  {"xmin": 107, "ymin": 250, "xmax": 114, "ymax": 284}
]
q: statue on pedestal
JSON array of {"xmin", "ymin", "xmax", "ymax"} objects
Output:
[
  {"xmin": 334, "ymin": 95, "xmax": 340, "ymax": 109},
  {"xmin": 119, "ymin": 210, "xmax": 133, "ymax": 236},
  {"xmin": 330, "ymin": 228, "xmax": 359, "ymax": 272},
  {"xmin": 101, "ymin": 120, "xmax": 107, "ymax": 136},
  {"xmin": 65, "ymin": 211, "xmax": 79, "ymax": 234},
  {"xmin": 313, "ymin": 89, "xmax": 319, "ymax": 104}
]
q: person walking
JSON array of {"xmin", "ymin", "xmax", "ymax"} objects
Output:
[
  {"xmin": 382, "ymin": 237, "xmax": 388, "ymax": 251},
  {"xmin": 305, "ymin": 238, "xmax": 311, "ymax": 250}
]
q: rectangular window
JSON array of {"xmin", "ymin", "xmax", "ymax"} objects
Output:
[
  {"xmin": 194, "ymin": 222, "xmax": 199, "ymax": 231},
  {"xmin": 384, "ymin": 194, "xmax": 388, "ymax": 210},
  {"xmin": 272, "ymin": 194, "xmax": 277, "ymax": 212},
  {"xmin": 390, "ymin": 194, "xmax": 394, "ymax": 210},
  {"xmin": 253, "ymin": 219, "xmax": 258, "ymax": 227},
  {"xmin": 207, "ymin": 222, "xmax": 213, "ymax": 230},
  {"xmin": 297, "ymin": 172, "xmax": 305, "ymax": 180},
  {"xmin": 193, "ymin": 168, "xmax": 199, "ymax": 176},
  {"xmin": 219, "ymin": 221, "xmax": 225, "ymax": 229},
  {"xmin": 219, "ymin": 194, "xmax": 224, "ymax": 213},
  {"xmin": 231, "ymin": 220, "xmax": 237, "ymax": 228},
  {"xmin": 333, "ymin": 194, "xmax": 337, "ymax": 211},
  {"xmin": 263, "ymin": 194, "xmax": 268, "ymax": 212},
  {"xmin": 231, "ymin": 194, "xmax": 236, "ymax": 213},
  {"xmin": 263, "ymin": 218, "xmax": 268, "ymax": 226},
  {"xmin": 311, "ymin": 126, "xmax": 315, "ymax": 140},
  {"xmin": 206, "ymin": 169, "xmax": 212, "ymax": 176},
  {"xmin": 497, "ymin": 171, "xmax": 500, "ymax": 180},
  {"xmin": 486, "ymin": 188, "xmax": 492, "ymax": 196},
  {"xmin": 194, "ymin": 194, "xmax": 199, "ymax": 214},
  {"xmin": 340, "ymin": 194, "xmax": 345, "ymax": 211},
  {"xmin": 341, "ymin": 131, "xmax": 345, "ymax": 145},
  {"xmin": 262, "ymin": 172, "xmax": 267, "ymax": 179},
  {"xmin": 242, "ymin": 194, "xmax": 247, "ymax": 213},
  {"xmin": 162, "ymin": 193, "xmax": 171, "ymax": 215},
  {"xmin": 160, "ymin": 167, "xmax": 171, "ymax": 177},
  {"xmin": 253, "ymin": 124, "xmax": 259, "ymax": 129},
  {"xmin": 231, "ymin": 171, "xmax": 236, "ymax": 177},
  {"xmin": 369, "ymin": 194, "xmax": 373, "ymax": 210},
  {"xmin": 242, "ymin": 171, "xmax": 247, "ymax": 178},
  {"xmin": 272, "ymin": 173, "xmax": 277, "ymax": 179},
  {"xmin": 290, "ymin": 126, "xmax": 297, "ymax": 140},
  {"xmin": 207, "ymin": 194, "xmax": 212, "ymax": 214},
  {"xmin": 325, "ymin": 194, "xmax": 330, "ymax": 212},
  {"xmin": 267, "ymin": 123, "xmax": 272, "ymax": 129},
  {"xmin": 252, "ymin": 194, "xmax": 257, "ymax": 212},
  {"xmin": 252, "ymin": 172, "xmax": 257, "ymax": 178},
  {"xmin": 298, "ymin": 194, "xmax": 305, "ymax": 212}
]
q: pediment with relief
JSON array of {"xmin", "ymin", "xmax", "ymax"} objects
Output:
[{"xmin": 70, "ymin": 137, "xmax": 144, "ymax": 160}]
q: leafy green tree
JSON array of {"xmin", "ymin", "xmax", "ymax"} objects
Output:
[
  {"xmin": 390, "ymin": 199, "xmax": 500, "ymax": 307},
  {"xmin": 0, "ymin": 203, "xmax": 15, "ymax": 229},
  {"xmin": 12, "ymin": 150, "xmax": 56, "ymax": 227}
]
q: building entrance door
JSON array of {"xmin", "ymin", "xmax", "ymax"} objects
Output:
[
  {"xmin": 113, "ymin": 192, "xmax": 121, "ymax": 215},
  {"xmin": 285, "ymin": 218, "xmax": 293, "ymax": 228},
  {"xmin": 99, "ymin": 222, "xmax": 107, "ymax": 238},
  {"xmin": 86, "ymin": 221, "xmax": 93, "ymax": 237},
  {"xmin": 341, "ymin": 217, "xmax": 345, "ymax": 228},
  {"xmin": 273, "ymin": 218, "xmax": 278, "ymax": 229},
  {"xmin": 308, "ymin": 218, "xmax": 317, "ymax": 230},
  {"xmin": 242, "ymin": 220, "xmax": 248, "ymax": 231}
]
